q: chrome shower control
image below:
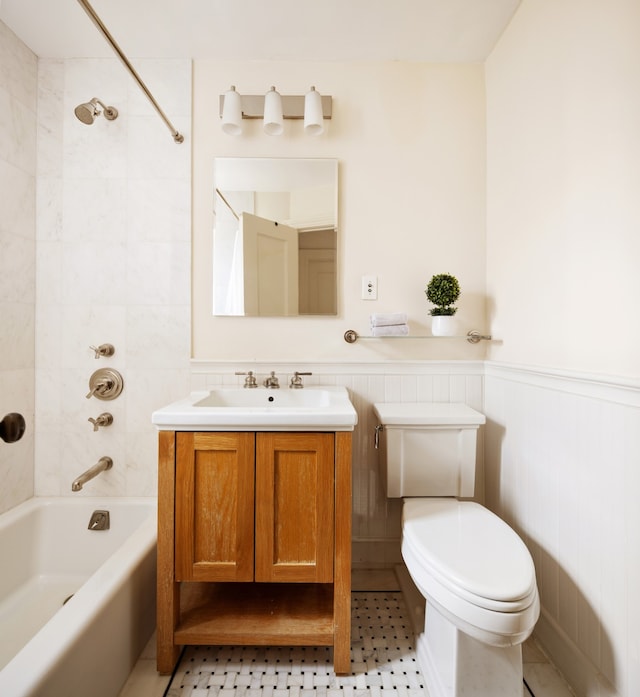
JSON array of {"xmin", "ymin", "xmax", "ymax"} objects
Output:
[
  {"xmin": 90, "ymin": 343, "xmax": 115, "ymax": 359},
  {"xmin": 86, "ymin": 368, "xmax": 124, "ymax": 401},
  {"xmin": 88, "ymin": 412, "xmax": 114, "ymax": 431}
]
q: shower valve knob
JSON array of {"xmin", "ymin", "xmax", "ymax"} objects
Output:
[
  {"xmin": 86, "ymin": 368, "xmax": 124, "ymax": 401},
  {"xmin": 88, "ymin": 412, "xmax": 114, "ymax": 431},
  {"xmin": 90, "ymin": 343, "xmax": 115, "ymax": 359}
]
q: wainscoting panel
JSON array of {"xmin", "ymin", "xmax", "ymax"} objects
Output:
[{"xmin": 484, "ymin": 363, "xmax": 640, "ymax": 697}]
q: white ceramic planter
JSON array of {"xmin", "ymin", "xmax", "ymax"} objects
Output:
[{"xmin": 431, "ymin": 315, "xmax": 456, "ymax": 336}]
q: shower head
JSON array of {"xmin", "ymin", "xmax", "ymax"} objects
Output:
[{"xmin": 74, "ymin": 98, "xmax": 118, "ymax": 125}]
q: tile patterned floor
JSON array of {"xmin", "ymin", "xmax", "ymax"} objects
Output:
[
  {"xmin": 165, "ymin": 593, "xmax": 425, "ymax": 697},
  {"xmin": 119, "ymin": 571, "xmax": 575, "ymax": 697}
]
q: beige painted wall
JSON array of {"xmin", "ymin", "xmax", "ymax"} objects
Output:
[
  {"xmin": 192, "ymin": 61, "xmax": 488, "ymax": 362},
  {"xmin": 486, "ymin": 0, "xmax": 640, "ymax": 378}
]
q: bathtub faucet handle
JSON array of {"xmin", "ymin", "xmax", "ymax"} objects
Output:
[
  {"xmin": 86, "ymin": 368, "xmax": 124, "ymax": 401},
  {"xmin": 90, "ymin": 343, "xmax": 115, "ymax": 359},
  {"xmin": 88, "ymin": 412, "xmax": 113, "ymax": 432},
  {"xmin": 86, "ymin": 379, "xmax": 112, "ymax": 399}
]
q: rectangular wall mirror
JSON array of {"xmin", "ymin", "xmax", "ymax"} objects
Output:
[{"xmin": 212, "ymin": 158, "xmax": 338, "ymax": 316}]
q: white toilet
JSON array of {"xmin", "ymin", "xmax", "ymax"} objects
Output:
[{"xmin": 373, "ymin": 402, "xmax": 539, "ymax": 697}]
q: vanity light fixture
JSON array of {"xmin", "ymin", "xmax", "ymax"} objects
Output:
[
  {"xmin": 218, "ymin": 85, "xmax": 332, "ymax": 136},
  {"xmin": 220, "ymin": 86, "xmax": 243, "ymax": 135},
  {"xmin": 304, "ymin": 86, "xmax": 324, "ymax": 135},
  {"xmin": 263, "ymin": 86, "xmax": 283, "ymax": 135}
]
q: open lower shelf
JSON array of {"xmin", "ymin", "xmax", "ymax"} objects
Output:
[
  {"xmin": 344, "ymin": 329, "xmax": 492, "ymax": 344},
  {"xmin": 175, "ymin": 582, "xmax": 335, "ymax": 646}
]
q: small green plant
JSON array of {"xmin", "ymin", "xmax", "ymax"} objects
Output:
[{"xmin": 425, "ymin": 273, "xmax": 460, "ymax": 316}]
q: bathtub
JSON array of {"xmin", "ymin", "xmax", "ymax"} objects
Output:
[{"xmin": 0, "ymin": 497, "xmax": 157, "ymax": 697}]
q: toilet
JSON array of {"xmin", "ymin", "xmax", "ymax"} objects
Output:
[{"xmin": 373, "ymin": 402, "xmax": 539, "ymax": 697}]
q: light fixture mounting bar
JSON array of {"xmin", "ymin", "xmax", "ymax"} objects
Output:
[{"xmin": 219, "ymin": 94, "xmax": 332, "ymax": 120}]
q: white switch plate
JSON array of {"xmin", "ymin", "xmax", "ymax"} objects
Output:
[{"xmin": 362, "ymin": 275, "xmax": 378, "ymax": 300}]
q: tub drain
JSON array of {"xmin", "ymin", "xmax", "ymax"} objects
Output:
[{"xmin": 63, "ymin": 594, "xmax": 74, "ymax": 605}]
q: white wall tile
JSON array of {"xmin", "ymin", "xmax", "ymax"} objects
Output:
[
  {"xmin": 34, "ymin": 57, "xmax": 192, "ymax": 497},
  {"xmin": 0, "ymin": 22, "xmax": 37, "ymax": 514}
]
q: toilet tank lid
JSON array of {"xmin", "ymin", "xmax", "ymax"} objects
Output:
[{"xmin": 373, "ymin": 402, "xmax": 486, "ymax": 426}]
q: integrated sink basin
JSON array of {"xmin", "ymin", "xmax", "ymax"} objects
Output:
[
  {"xmin": 152, "ymin": 386, "xmax": 357, "ymax": 431},
  {"xmin": 195, "ymin": 388, "xmax": 330, "ymax": 408}
]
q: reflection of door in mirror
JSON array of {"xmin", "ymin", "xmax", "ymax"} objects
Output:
[
  {"xmin": 242, "ymin": 213, "xmax": 299, "ymax": 316},
  {"xmin": 212, "ymin": 158, "xmax": 338, "ymax": 317}
]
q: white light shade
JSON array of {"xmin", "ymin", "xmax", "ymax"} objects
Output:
[
  {"xmin": 304, "ymin": 86, "xmax": 324, "ymax": 135},
  {"xmin": 221, "ymin": 86, "xmax": 242, "ymax": 135},
  {"xmin": 263, "ymin": 86, "xmax": 283, "ymax": 135}
]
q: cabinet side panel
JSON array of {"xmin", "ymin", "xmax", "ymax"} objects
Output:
[
  {"xmin": 157, "ymin": 430, "xmax": 181, "ymax": 673},
  {"xmin": 333, "ymin": 431, "xmax": 353, "ymax": 674}
]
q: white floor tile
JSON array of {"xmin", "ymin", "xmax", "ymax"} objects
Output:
[
  {"xmin": 118, "ymin": 590, "xmax": 575, "ymax": 697},
  {"xmin": 524, "ymin": 662, "xmax": 575, "ymax": 697}
]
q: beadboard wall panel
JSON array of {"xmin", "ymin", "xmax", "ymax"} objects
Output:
[{"xmin": 484, "ymin": 363, "xmax": 640, "ymax": 697}]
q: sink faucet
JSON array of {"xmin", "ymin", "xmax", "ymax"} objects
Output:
[
  {"xmin": 290, "ymin": 371, "xmax": 312, "ymax": 389},
  {"xmin": 235, "ymin": 371, "xmax": 258, "ymax": 388},
  {"xmin": 263, "ymin": 371, "xmax": 280, "ymax": 388},
  {"xmin": 72, "ymin": 456, "xmax": 113, "ymax": 492}
]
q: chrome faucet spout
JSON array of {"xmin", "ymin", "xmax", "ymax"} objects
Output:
[
  {"xmin": 263, "ymin": 371, "xmax": 280, "ymax": 388},
  {"xmin": 71, "ymin": 456, "xmax": 113, "ymax": 492}
]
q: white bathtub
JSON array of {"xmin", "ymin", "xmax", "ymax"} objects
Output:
[{"xmin": 0, "ymin": 497, "xmax": 157, "ymax": 697}]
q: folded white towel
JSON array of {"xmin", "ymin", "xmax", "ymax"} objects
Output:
[
  {"xmin": 371, "ymin": 324, "xmax": 410, "ymax": 337},
  {"xmin": 370, "ymin": 313, "xmax": 408, "ymax": 328}
]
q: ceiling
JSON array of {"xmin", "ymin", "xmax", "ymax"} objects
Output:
[{"xmin": 0, "ymin": 0, "xmax": 521, "ymax": 62}]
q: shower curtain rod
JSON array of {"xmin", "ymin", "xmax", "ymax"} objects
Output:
[
  {"xmin": 76, "ymin": 0, "xmax": 184, "ymax": 144},
  {"xmin": 215, "ymin": 189, "xmax": 239, "ymax": 221}
]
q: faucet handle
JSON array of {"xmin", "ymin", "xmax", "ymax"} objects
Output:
[
  {"xmin": 88, "ymin": 412, "xmax": 113, "ymax": 432},
  {"xmin": 90, "ymin": 343, "xmax": 115, "ymax": 359},
  {"xmin": 235, "ymin": 371, "xmax": 258, "ymax": 388},
  {"xmin": 290, "ymin": 371, "xmax": 312, "ymax": 389},
  {"xmin": 86, "ymin": 368, "xmax": 124, "ymax": 400}
]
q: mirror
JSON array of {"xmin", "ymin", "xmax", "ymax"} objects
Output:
[{"xmin": 213, "ymin": 158, "xmax": 338, "ymax": 316}]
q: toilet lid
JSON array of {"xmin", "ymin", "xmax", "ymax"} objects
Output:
[{"xmin": 403, "ymin": 499, "xmax": 537, "ymax": 605}]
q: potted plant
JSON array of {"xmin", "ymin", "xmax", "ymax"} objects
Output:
[{"xmin": 425, "ymin": 273, "xmax": 460, "ymax": 336}]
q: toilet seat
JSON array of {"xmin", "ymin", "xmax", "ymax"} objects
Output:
[{"xmin": 402, "ymin": 498, "xmax": 540, "ymax": 646}]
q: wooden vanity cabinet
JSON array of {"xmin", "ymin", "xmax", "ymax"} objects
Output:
[{"xmin": 157, "ymin": 429, "xmax": 352, "ymax": 675}]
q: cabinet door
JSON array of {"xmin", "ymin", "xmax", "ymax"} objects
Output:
[
  {"xmin": 255, "ymin": 432, "xmax": 334, "ymax": 583},
  {"xmin": 175, "ymin": 432, "xmax": 255, "ymax": 582}
]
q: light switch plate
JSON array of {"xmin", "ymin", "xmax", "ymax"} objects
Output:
[{"xmin": 362, "ymin": 275, "xmax": 378, "ymax": 300}]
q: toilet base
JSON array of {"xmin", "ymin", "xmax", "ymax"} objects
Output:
[{"xmin": 417, "ymin": 601, "xmax": 524, "ymax": 697}]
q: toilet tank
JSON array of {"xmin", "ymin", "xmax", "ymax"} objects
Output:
[{"xmin": 373, "ymin": 403, "xmax": 486, "ymax": 498}]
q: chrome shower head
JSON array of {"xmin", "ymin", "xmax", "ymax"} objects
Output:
[{"xmin": 74, "ymin": 98, "xmax": 118, "ymax": 125}]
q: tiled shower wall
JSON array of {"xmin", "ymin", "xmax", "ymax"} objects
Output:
[
  {"xmin": 0, "ymin": 22, "xmax": 37, "ymax": 514},
  {"xmin": 484, "ymin": 363, "xmax": 640, "ymax": 697},
  {"xmin": 34, "ymin": 57, "xmax": 192, "ymax": 496}
]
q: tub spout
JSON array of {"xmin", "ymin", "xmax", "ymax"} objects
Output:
[{"xmin": 72, "ymin": 456, "xmax": 113, "ymax": 492}]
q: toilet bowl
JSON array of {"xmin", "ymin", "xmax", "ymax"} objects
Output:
[
  {"xmin": 373, "ymin": 402, "xmax": 540, "ymax": 697},
  {"xmin": 402, "ymin": 498, "xmax": 539, "ymax": 648}
]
